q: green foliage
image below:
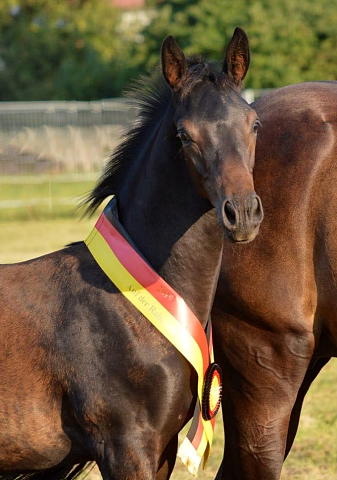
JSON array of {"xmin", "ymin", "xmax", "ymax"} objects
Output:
[
  {"xmin": 0, "ymin": 0, "xmax": 138, "ymax": 100},
  {"xmin": 139, "ymin": 0, "xmax": 337, "ymax": 89},
  {"xmin": 1, "ymin": 0, "xmax": 337, "ymax": 99}
]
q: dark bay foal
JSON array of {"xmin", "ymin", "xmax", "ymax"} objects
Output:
[{"xmin": 0, "ymin": 28, "xmax": 262, "ymax": 480}]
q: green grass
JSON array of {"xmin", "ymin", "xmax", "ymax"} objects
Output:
[
  {"xmin": 0, "ymin": 174, "xmax": 98, "ymax": 221},
  {"xmin": 281, "ymin": 359, "xmax": 337, "ymax": 480},
  {"xmin": 0, "ymin": 175, "xmax": 102, "ymax": 262},
  {"xmin": 0, "ymin": 218, "xmax": 94, "ymax": 263},
  {"xmin": 0, "ymin": 201, "xmax": 336, "ymax": 479}
]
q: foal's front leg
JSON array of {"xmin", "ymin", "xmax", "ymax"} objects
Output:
[
  {"xmin": 96, "ymin": 432, "xmax": 179, "ymax": 480},
  {"xmin": 155, "ymin": 435, "xmax": 178, "ymax": 480},
  {"xmin": 92, "ymin": 428, "xmax": 180, "ymax": 480},
  {"xmin": 94, "ymin": 428, "xmax": 161, "ymax": 480}
]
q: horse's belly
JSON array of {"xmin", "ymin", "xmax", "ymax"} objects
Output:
[{"xmin": 0, "ymin": 395, "xmax": 72, "ymax": 472}]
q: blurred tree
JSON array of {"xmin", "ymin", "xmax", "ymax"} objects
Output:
[
  {"xmin": 1, "ymin": 0, "xmax": 337, "ymax": 99},
  {"xmin": 246, "ymin": 0, "xmax": 337, "ymax": 87},
  {"xmin": 138, "ymin": 0, "xmax": 337, "ymax": 89},
  {"xmin": 0, "ymin": 0, "xmax": 138, "ymax": 100}
]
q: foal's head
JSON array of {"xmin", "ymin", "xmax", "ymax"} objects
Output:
[{"xmin": 162, "ymin": 28, "xmax": 263, "ymax": 243}]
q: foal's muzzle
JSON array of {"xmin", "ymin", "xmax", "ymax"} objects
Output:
[{"xmin": 222, "ymin": 193, "xmax": 264, "ymax": 243}]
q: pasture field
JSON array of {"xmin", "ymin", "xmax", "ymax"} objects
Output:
[
  {"xmin": 0, "ymin": 176, "xmax": 336, "ymax": 480},
  {"xmin": 0, "ymin": 173, "xmax": 99, "ymax": 221}
]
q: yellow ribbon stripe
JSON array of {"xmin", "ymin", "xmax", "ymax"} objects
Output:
[{"xmin": 85, "ymin": 224, "xmax": 214, "ymax": 473}]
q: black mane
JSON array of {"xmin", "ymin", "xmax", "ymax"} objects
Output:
[{"xmin": 84, "ymin": 59, "xmax": 229, "ymax": 216}]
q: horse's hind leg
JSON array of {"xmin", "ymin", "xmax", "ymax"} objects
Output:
[{"xmin": 285, "ymin": 357, "xmax": 330, "ymax": 458}]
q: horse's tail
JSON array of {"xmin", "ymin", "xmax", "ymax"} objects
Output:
[{"xmin": 0, "ymin": 462, "xmax": 94, "ymax": 480}]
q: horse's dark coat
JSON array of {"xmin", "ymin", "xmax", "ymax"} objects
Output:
[
  {"xmin": 0, "ymin": 29, "xmax": 262, "ymax": 480},
  {"xmin": 213, "ymin": 81, "xmax": 337, "ymax": 480}
]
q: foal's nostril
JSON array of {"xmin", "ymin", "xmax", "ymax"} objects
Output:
[
  {"xmin": 250, "ymin": 195, "xmax": 264, "ymax": 223},
  {"xmin": 251, "ymin": 197, "xmax": 259, "ymax": 214},
  {"xmin": 222, "ymin": 194, "xmax": 263, "ymax": 240},
  {"xmin": 223, "ymin": 200, "xmax": 236, "ymax": 226}
]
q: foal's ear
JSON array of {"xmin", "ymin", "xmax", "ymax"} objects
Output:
[
  {"xmin": 161, "ymin": 36, "xmax": 187, "ymax": 91},
  {"xmin": 222, "ymin": 27, "xmax": 250, "ymax": 91}
]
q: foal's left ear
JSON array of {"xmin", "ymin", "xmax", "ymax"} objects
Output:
[
  {"xmin": 223, "ymin": 27, "xmax": 250, "ymax": 91},
  {"xmin": 161, "ymin": 36, "xmax": 187, "ymax": 92}
]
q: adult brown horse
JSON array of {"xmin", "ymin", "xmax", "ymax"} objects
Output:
[
  {"xmin": 0, "ymin": 29, "xmax": 263, "ymax": 480},
  {"xmin": 213, "ymin": 81, "xmax": 337, "ymax": 480}
]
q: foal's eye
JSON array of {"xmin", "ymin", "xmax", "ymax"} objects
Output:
[
  {"xmin": 177, "ymin": 131, "xmax": 190, "ymax": 145},
  {"xmin": 253, "ymin": 120, "xmax": 261, "ymax": 134}
]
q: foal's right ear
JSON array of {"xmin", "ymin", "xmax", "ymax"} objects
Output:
[
  {"xmin": 161, "ymin": 36, "xmax": 187, "ymax": 92},
  {"xmin": 223, "ymin": 27, "xmax": 250, "ymax": 91}
]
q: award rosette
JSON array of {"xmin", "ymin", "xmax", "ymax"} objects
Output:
[{"xmin": 202, "ymin": 363, "xmax": 222, "ymax": 421}]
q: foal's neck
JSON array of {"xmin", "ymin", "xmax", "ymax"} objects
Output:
[{"xmin": 117, "ymin": 108, "xmax": 223, "ymax": 328}]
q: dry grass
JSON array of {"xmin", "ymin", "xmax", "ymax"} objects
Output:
[{"xmin": 0, "ymin": 125, "xmax": 123, "ymax": 174}]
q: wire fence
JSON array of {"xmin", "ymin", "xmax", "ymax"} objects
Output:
[
  {"xmin": 0, "ymin": 89, "xmax": 270, "ymax": 177},
  {"xmin": 0, "ymin": 89, "xmax": 271, "ymax": 217},
  {"xmin": 0, "ymin": 99, "xmax": 138, "ymax": 176}
]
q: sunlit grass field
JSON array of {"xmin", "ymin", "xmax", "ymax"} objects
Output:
[
  {"xmin": 0, "ymin": 173, "xmax": 98, "ymax": 221},
  {"xmin": 0, "ymin": 176, "xmax": 336, "ymax": 480}
]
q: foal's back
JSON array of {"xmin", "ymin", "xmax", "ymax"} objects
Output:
[{"xmin": 0, "ymin": 246, "xmax": 91, "ymax": 472}]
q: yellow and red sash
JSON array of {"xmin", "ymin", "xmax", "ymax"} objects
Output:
[{"xmin": 85, "ymin": 198, "xmax": 222, "ymax": 475}]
